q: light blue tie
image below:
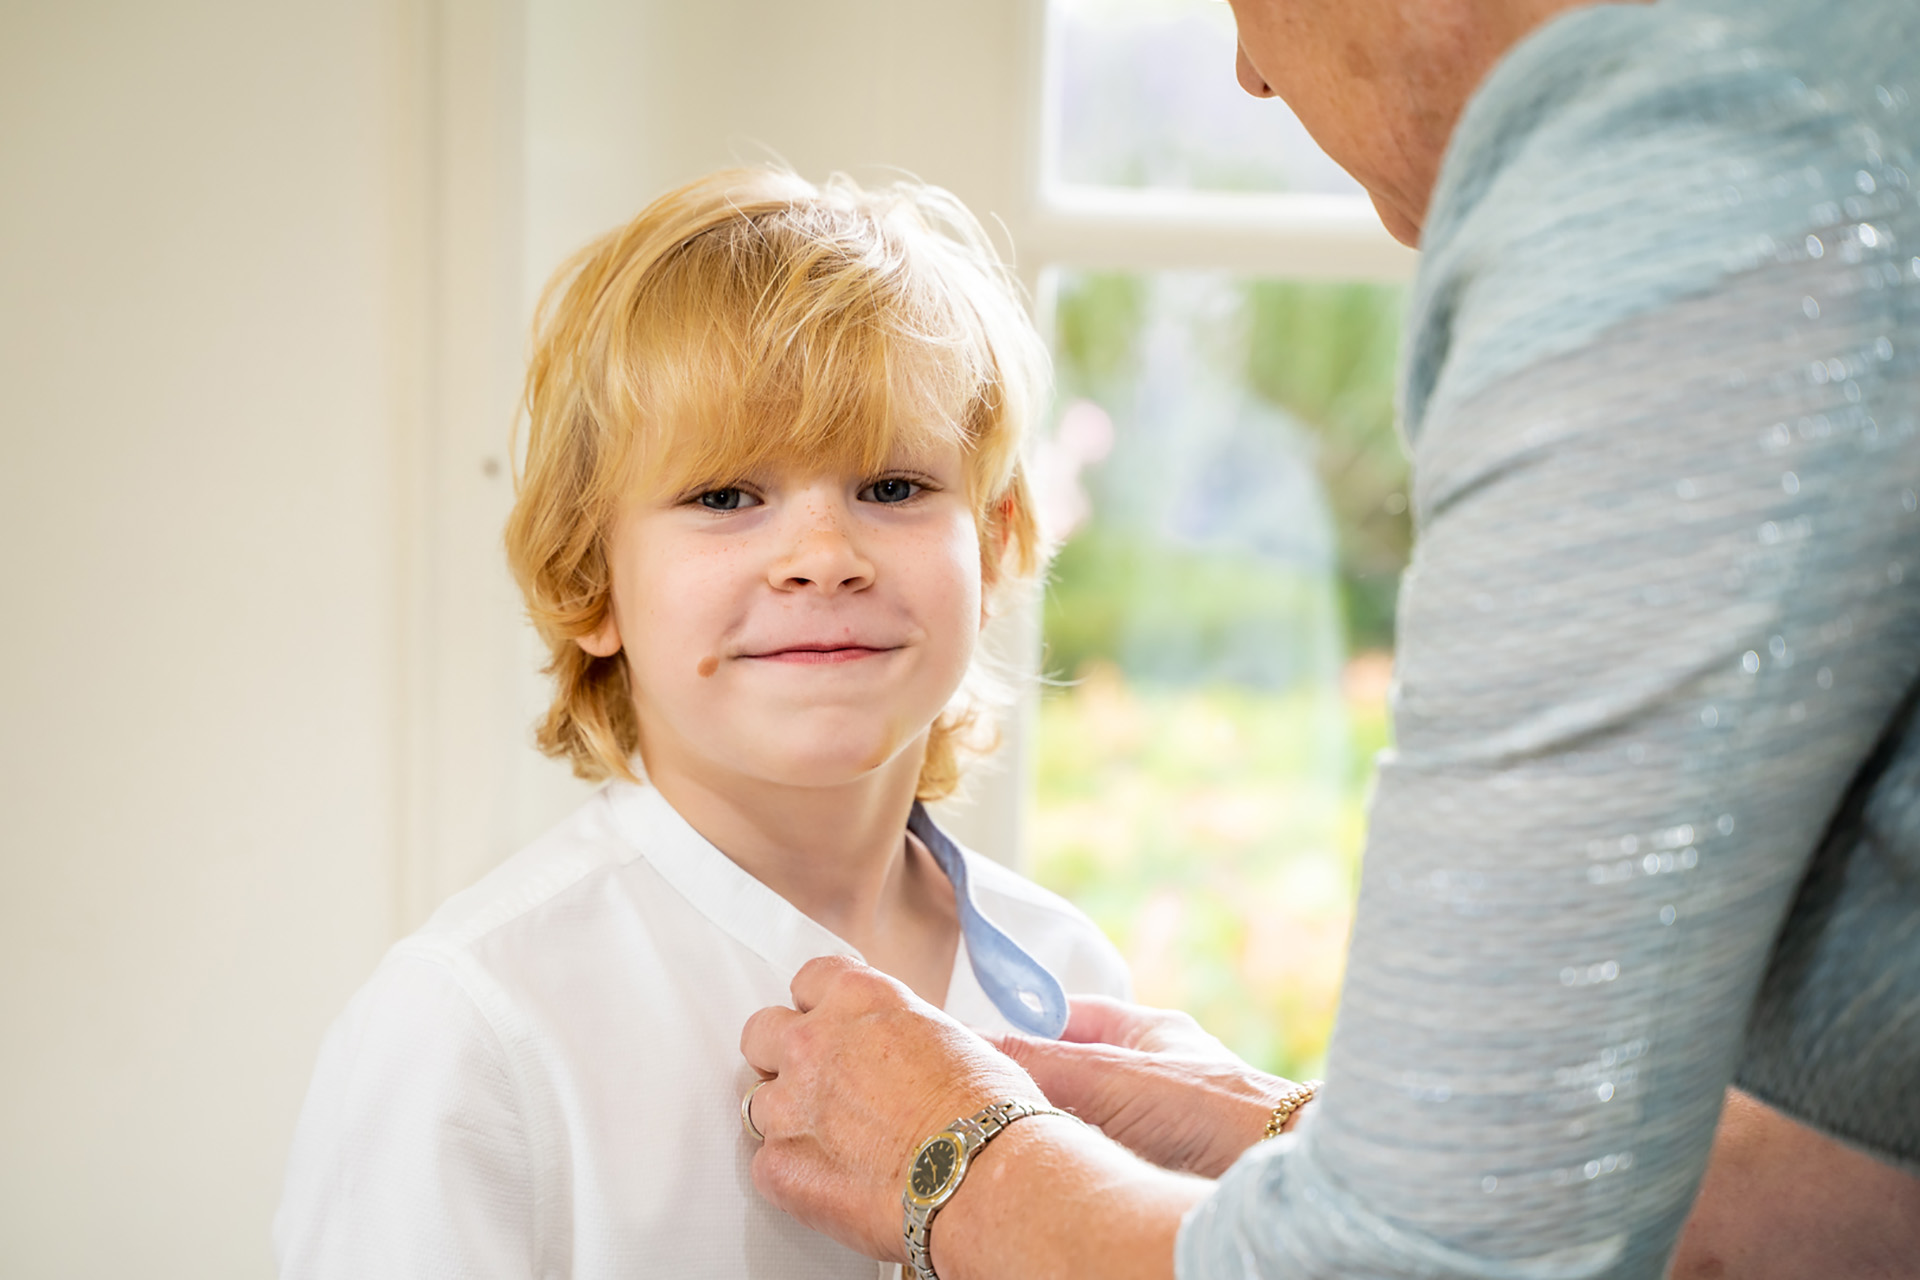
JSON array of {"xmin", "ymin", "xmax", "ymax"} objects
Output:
[{"xmin": 907, "ymin": 802, "xmax": 1070, "ymax": 1039}]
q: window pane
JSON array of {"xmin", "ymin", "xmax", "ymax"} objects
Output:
[
  {"xmin": 1047, "ymin": 0, "xmax": 1363, "ymax": 197},
  {"xmin": 1031, "ymin": 270, "xmax": 1407, "ymax": 1079}
]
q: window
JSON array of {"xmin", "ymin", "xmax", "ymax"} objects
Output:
[
  {"xmin": 1024, "ymin": 0, "xmax": 1416, "ymax": 1080},
  {"xmin": 1047, "ymin": 0, "xmax": 1361, "ymax": 197}
]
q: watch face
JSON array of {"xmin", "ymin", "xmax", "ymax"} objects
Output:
[{"xmin": 909, "ymin": 1135, "xmax": 962, "ymax": 1203}]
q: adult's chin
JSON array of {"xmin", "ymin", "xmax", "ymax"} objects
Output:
[{"xmin": 1370, "ymin": 190, "xmax": 1422, "ymax": 248}]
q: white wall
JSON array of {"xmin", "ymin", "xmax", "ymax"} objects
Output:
[
  {"xmin": 0, "ymin": 2, "xmax": 415, "ymax": 1274},
  {"xmin": 527, "ymin": 0, "xmax": 1040, "ymax": 265},
  {"xmin": 0, "ymin": 2, "xmax": 1035, "ymax": 1275}
]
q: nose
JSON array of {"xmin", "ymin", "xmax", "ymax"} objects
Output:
[
  {"xmin": 768, "ymin": 497, "xmax": 875, "ymax": 595},
  {"xmin": 1235, "ymin": 42, "xmax": 1275, "ymax": 98}
]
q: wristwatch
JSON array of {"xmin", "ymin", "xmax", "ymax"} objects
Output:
[{"xmin": 901, "ymin": 1098, "xmax": 1069, "ymax": 1280}]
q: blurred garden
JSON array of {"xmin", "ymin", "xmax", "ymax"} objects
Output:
[{"xmin": 1029, "ymin": 268, "xmax": 1409, "ymax": 1080}]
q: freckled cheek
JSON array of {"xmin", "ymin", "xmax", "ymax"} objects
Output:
[{"xmin": 626, "ymin": 554, "xmax": 736, "ymax": 694}]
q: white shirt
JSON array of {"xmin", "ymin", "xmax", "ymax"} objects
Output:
[{"xmin": 275, "ymin": 782, "xmax": 1131, "ymax": 1279}]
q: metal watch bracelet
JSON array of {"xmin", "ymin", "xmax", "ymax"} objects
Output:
[{"xmin": 900, "ymin": 1099, "xmax": 1070, "ymax": 1280}]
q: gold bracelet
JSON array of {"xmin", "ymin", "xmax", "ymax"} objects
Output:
[{"xmin": 1263, "ymin": 1079, "xmax": 1321, "ymax": 1140}]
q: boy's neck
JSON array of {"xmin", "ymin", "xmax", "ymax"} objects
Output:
[{"xmin": 641, "ymin": 748, "xmax": 960, "ymax": 1004}]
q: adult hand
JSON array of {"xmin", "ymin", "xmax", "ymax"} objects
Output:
[
  {"xmin": 993, "ymin": 995, "xmax": 1302, "ymax": 1178},
  {"xmin": 739, "ymin": 954, "xmax": 1045, "ymax": 1263}
]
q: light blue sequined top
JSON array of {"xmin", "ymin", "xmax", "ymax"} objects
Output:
[{"xmin": 1179, "ymin": 2, "xmax": 1920, "ymax": 1276}]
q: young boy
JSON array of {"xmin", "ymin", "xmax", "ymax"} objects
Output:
[{"xmin": 273, "ymin": 168, "xmax": 1130, "ymax": 1279}]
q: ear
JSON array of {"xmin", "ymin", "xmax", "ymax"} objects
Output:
[
  {"xmin": 979, "ymin": 495, "xmax": 1017, "ymax": 629},
  {"xmin": 992, "ymin": 495, "xmax": 1017, "ymax": 557},
  {"xmin": 576, "ymin": 609, "xmax": 623, "ymax": 658}
]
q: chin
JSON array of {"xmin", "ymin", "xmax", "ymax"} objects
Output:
[
  {"xmin": 1370, "ymin": 190, "xmax": 1422, "ymax": 246},
  {"xmin": 771, "ymin": 754, "xmax": 909, "ymax": 790},
  {"xmin": 745, "ymin": 732, "xmax": 926, "ymax": 790}
]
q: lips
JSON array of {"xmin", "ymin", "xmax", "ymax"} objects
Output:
[{"xmin": 742, "ymin": 643, "xmax": 897, "ymax": 665}]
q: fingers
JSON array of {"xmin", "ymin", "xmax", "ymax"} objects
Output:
[
  {"xmin": 789, "ymin": 953, "xmax": 899, "ymax": 1014},
  {"xmin": 741, "ymin": 957, "xmax": 931, "ymax": 1140},
  {"xmin": 992, "ymin": 1032, "xmax": 1132, "ymax": 1125},
  {"xmin": 738, "ymin": 1060, "xmax": 804, "ymax": 1148},
  {"xmin": 745, "ymin": 959, "xmax": 904, "ymax": 1074},
  {"xmin": 740, "ymin": 1003, "xmax": 802, "ymax": 1076},
  {"xmin": 994, "ymin": 1023, "xmax": 1290, "ymax": 1177},
  {"xmin": 1062, "ymin": 995, "xmax": 1198, "ymax": 1052},
  {"xmin": 1060, "ymin": 995, "xmax": 1150, "ymax": 1046},
  {"xmin": 739, "ymin": 966, "xmax": 1031, "ymax": 1264},
  {"xmin": 1063, "ymin": 996, "xmax": 1237, "ymax": 1060}
]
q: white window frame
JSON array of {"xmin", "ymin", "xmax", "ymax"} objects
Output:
[{"xmin": 1022, "ymin": 0, "xmax": 1418, "ymax": 283}]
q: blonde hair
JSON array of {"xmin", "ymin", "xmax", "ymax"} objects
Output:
[{"xmin": 505, "ymin": 167, "xmax": 1050, "ymax": 799}]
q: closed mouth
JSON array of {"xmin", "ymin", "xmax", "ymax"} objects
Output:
[{"xmin": 744, "ymin": 645, "xmax": 897, "ymax": 665}]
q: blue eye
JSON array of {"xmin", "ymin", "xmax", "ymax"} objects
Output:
[
  {"xmin": 697, "ymin": 488, "xmax": 758, "ymax": 511},
  {"xmin": 864, "ymin": 477, "xmax": 920, "ymax": 504}
]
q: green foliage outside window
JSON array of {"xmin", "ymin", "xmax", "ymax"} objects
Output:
[
  {"xmin": 1242, "ymin": 281, "xmax": 1409, "ymax": 651},
  {"xmin": 1049, "ymin": 272, "xmax": 1410, "ymax": 657},
  {"xmin": 1031, "ymin": 270, "xmax": 1409, "ymax": 1078}
]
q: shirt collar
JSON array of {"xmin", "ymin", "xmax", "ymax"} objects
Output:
[
  {"xmin": 601, "ymin": 782, "xmax": 1067, "ymax": 1037},
  {"xmin": 604, "ymin": 781, "xmax": 860, "ymax": 980}
]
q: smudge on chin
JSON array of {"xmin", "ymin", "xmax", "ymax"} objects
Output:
[
  {"xmin": 696, "ymin": 655, "xmax": 719, "ymax": 678},
  {"xmin": 862, "ymin": 718, "xmax": 916, "ymax": 773}
]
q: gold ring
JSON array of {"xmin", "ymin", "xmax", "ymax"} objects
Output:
[{"xmin": 741, "ymin": 1078, "xmax": 770, "ymax": 1142}]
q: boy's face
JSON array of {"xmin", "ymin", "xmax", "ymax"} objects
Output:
[{"xmin": 580, "ymin": 437, "xmax": 985, "ymax": 795}]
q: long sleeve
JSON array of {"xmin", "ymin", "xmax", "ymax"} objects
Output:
[{"xmin": 1178, "ymin": 2, "xmax": 1920, "ymax": 1275}]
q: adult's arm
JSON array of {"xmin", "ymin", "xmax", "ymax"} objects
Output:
[
  {"xmin": 996, "ymin": 1005, "xmax": 1920, "ymax": 1279},
  {"xmin": 1176, "ymin": 243, "xmax": 1920, "ymax": 1277},
  {"xmin": 1182, "ymin": 191, "xmax": 1920, "ymax": 1280}
]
